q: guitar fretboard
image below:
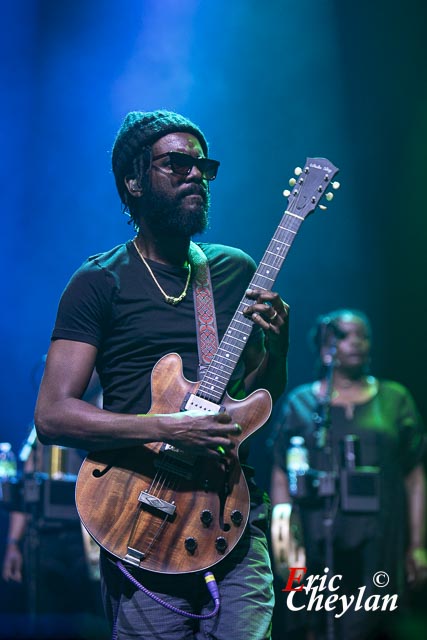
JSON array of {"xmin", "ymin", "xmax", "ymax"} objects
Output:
[{"xmin": 197, "ymin": 210, "xmax": 304, "ymax": 403}]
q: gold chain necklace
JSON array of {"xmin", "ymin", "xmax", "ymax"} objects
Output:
[{"xmin": 133, "ymin": 238, "xmax": 192, "ymax": 305}]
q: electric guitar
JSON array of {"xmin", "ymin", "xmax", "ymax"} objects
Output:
[{"xmin": 76, "ymin": 158, "xmax": 339, "ymax": 574}]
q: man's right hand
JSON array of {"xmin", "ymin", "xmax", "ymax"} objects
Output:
[{"xmin": 164, "ymin": 410, "xmax": 242, "ymax": 459}]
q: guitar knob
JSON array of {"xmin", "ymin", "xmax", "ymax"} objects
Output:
[
  {"xmin": 200, "ymin": 510, "xmax": 213, "ymax": 526},
  {"xmin": 184, "ymin": 537, "xmax": 198, "ymax": 554},
  {"xmin": 230, "ymin": 510, "xmax": 243, "ymax": 526},
  {"xmin": 215, "ymin": 536, "xmax": 228, "ymax": 553}
]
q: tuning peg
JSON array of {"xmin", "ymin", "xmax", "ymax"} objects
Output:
[
  {"xmin": 319, "ymin": 205, "xmax": 327, "ymax": 210},
  {"xmin": 289, "ymin": 178, "xmax": 296, "ymax": 187},
  {"xmin": 294, "ymin": 167, "xmax": 302, "ymax": 176},
  {"xmin": 332, "ymin": 181, "xmax": 340, "ymax": 190},
  {"xmin": 325, "ymin": 192, "xmax": 334, "ymax": 201},
  {"xmin": 283, "ymin": 189, "xmax": 291, "ymax": 198}
]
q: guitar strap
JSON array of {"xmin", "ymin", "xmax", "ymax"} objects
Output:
[{"xmin": 188, "ymin": 242, "xmax": 219, "ymax": 379}]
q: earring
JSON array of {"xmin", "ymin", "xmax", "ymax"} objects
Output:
[{"xmin": 129, "ymin": 181, "xmax": 141, "ymax": 194}]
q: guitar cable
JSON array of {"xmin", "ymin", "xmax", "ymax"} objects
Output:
[{"xmin": 111, "ymin": 561, "xmax": 221, "ymax": 639}]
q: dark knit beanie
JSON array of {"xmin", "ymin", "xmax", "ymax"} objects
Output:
[{"xmin": 112, "ymin": 109, "xmax": 209, "ymax": 203}]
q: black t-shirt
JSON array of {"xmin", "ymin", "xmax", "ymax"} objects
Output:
[{"xmin": 52, "ymin": 240, "xmax": 262, "ymax": 414}]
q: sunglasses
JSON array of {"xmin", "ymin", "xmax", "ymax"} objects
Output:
[{"xmin": 151, "ymin": 152, "xmax": 220, "ymax": 181}]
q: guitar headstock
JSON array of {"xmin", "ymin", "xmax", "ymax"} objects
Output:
[{"xmin": 283, "ymin": 157, "xmax": 340, "ymax": 219}]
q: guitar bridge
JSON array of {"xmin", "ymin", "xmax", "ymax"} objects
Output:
[{"xmin": 138, "ymin": 490, "xmax": 176, "ymax": 517}]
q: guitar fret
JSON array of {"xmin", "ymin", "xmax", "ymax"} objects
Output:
[
  {"xmin": 224, "ymin": 323, "xmax": 249, "ymax": 342},
  {"xmin": 266, "ymin": 249, "xmax": 286, "ymax": 256},
  {"xmin": 199, "ymin": 376, "xmax": 225, "ymax": 386},
  {"xmin": 225, "ymin": 334, "xmax": 248, "ymax": 345},
  {"xmin": 200, "ymin": 373, "xmax": 227, "ymax": 385},
  {"xmin": 252, "ymin": 279, "xmax": 275, "ymax": 289},
  {"xmin": 201, "ymin": 377, "xmax": 228, "ymax": 391},
  {"xmin": 221, "ymin": 348, "xmax": 245, "ymax": 356},
  {"xmin": 212, "ymin": 356, "xmax": 237, "ymax": 370},
  {"xmin": 216, "ymin": 353, "xmax": 239, "ymax": 365},
  {"xmin": 212, "ymin": 355, "xmax": 236, "ymax": 365},
  {"xmin": 285, "ymin": 210, "xmax": 304, "ymax": 220},
  {"xmin": 219, "ymin": 339, "xmax": 243, "ymax": 349},
  {"xmin": 233, "ymin": 315, "xmax": 251, "ymax": 324},
  {"xmin": 231, "ymin": 325, "xmax": 249, "ymax": 335},
  {"xmin": 199, "ymin": 386, "xmax": 224, "ymax": 397},
  {"xmin": 203, "ymin": 370, "xmax": 229, "ymax": 382},
  {"xmin": 278, "ymin": 226, "xmax": 296, "ymax": 234},
  {"xmin": 268, "ymin": 237, "xmax": 291, "ymax": 247},
  {"xmin": 197, "ymin": 387, "xmax": 222, "ymax": 400},
  {"xmin": 222, "ymin": 332, "xmax": 244, "ymax": 341},
  {"xmin": 260, "ymin": 261, "xmax": 280, "ymax": 270},
  {"xmin": 254, "ymin": 273, "xmax": 274, "ymax": 282}
]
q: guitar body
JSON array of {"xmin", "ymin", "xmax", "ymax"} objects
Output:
[{"xmin": 76, "ymin": 353, "xmax": 272, "ymax": 574}]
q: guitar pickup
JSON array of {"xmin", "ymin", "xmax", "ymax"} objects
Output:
[
  {"xmin": 181, "ymin": 393, "xmax": 225, "ymax": 413},
  {"xmin": 138, "ymin": 490, "xmax": 176, "ymax": 517}
]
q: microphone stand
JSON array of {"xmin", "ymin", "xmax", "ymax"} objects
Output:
[{"xmin": 313, "ymin": 333, "xmax": 339, "ymax": 640}]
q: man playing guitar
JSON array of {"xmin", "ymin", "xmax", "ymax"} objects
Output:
[{"xmin": 35, "ymin": 110, "xmax": 289, "ymax": 640}]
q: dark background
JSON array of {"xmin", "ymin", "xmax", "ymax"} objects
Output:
[{"xmin": 1, "ymin": 0, "xmax": 426, "ymax": 637}]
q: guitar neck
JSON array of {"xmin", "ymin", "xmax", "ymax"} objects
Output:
[{"xmin": 197, "ymin": 210, "xmax": 304, "ymax": 403}]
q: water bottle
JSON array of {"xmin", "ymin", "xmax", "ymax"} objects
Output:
[
  {"xmin": 286, "ymin": 436, "xmax": 309, "ymax": 497},
  {"xmin": 0, "ymin": 442, "xmax": 17, "ymax": 479}
]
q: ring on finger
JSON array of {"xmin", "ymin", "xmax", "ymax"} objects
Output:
[{"xmin": 270, "ymin": 310, "xmax": 278, "ymax": 322}]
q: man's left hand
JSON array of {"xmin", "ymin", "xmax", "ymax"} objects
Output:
[{"xmin": 243, "ymin": 289, "xmax": 289, "ymax": 340}]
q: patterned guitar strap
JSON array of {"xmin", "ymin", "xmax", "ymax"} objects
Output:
[{"xmin": 188, "ymin": 242, "xmax": 219, "ymax": 379}]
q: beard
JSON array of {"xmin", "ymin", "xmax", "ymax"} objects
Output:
[{"xmin": 138, "ymin": 183, "xmax": 210, "ymax": 238}]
